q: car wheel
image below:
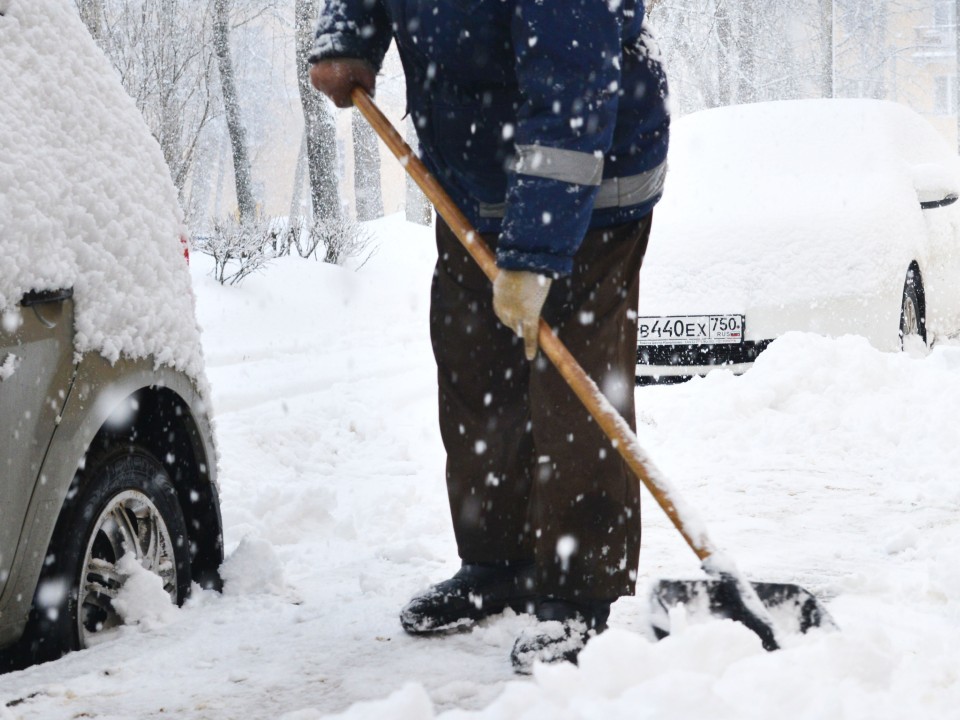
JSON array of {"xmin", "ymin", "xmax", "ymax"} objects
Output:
[
  {"xmin": 24, "ymin": 447, "xmax": 191, "ymax": 663},
  {"xmin": 899, "ymin": 266, "xmax": 926, "ymax": 349}
]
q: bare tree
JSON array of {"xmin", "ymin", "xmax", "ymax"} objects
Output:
[
  {"xmin": 818, "ymin": 0, "xmax": 835, "ymax": 98},
  {"xmin": 834, "ymin": 1, "xmax": 898, "ymax": 101},
  {"xmin": 736, "ymin": 4, "xmax": 757, "ymax": 104},
  {"xmin": 715, "ymin": 3, "xmax": 736, "ymax": 105},
  {"xmin": 294, "ymin": 0, "xmax": 342, "ymax": 227},
  {"xmin": 352, "ymin": 110, "xmax": 383, "ymax": 221},
  {"xmin": 194, "ymin": 217, "xmax": 276, "ymax": 285},
  {"xmin": 716, "ymin": 2, "xmax": 734, "ymax": 106},
  {"xmin": 75, "ymin": 0, "xmax": 104, "ymax": 40},
  {"xmin": 213, "ymin": 0, "xmax": 257, "ymax": 224},
  {"xmin": 648, "ymin": 0, "xmax": 723, "ymax": 111},
  {"xmin": 404, "ymin": 117, "xmax": 432, "ymax": 226},
  {"xmin": 91, "ymin": 1, "xmax": 218, "ymax": 202},
  {"xmin": 288, "ymin": 131, "xmax": 309, "ymax": 228},
  {"xmin": 653, "ymin": 0, "xmax": 837, "ymax": 113}
]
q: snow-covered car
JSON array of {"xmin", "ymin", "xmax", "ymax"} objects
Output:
[
  {"xmin": 636, "ymin": 99, "xmax": 960, "ymax": 381},
  {"xmin": 0, "ymin": 1, "xmax": 222, "ymax": 668}
]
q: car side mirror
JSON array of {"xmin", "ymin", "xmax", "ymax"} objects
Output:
[
  {"xmin": 919, "ymin": 193, "xmax": 958, "ymax": 210},
  {"xmin": 913, "ymin": 162, "xmax": 960, "ymax": 209}
]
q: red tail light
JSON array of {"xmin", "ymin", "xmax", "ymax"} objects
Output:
[{"xmin": 180, "ymin": 234, "xmax": 190, "ymax": 264}]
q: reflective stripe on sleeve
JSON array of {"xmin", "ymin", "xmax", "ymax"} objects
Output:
[
  {"xmin": 594, "ymin": 161, "xmax": 667, "ymax": 210},
  {"xmin": 515, "ymin": 144, "xmax": 604, "ymax": 187},
  {"xmin": 479, "ymin": 160, "xmax": 667, "ymax": 218}
]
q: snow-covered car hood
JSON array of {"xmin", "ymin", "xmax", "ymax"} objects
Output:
[
  {"xmin": 641, "ymin": 99, "xmax": 960, "ymax": 326},
  {"xmin": 0, "ymin": 0, "xmax": 204, "ymax": 380}
]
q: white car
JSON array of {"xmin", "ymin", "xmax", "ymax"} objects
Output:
[{"xmin": 636, "ymin": 99, "xmax": 960, "ymax": 381}]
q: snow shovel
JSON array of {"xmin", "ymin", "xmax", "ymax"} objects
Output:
[{"xmin": 351, "ymin": 88, "xmax": 834, "ymax": 650}]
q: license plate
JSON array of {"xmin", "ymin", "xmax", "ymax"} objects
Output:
[{"xmin": 637, "ymin": 314, "xmax": 744, "ymax": 345}]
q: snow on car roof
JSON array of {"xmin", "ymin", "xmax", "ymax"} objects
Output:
[
  {"xmin": 643, "ymin": 99, "xmax": 960, "ymax": 314},
  {"xmin": 669, "ymin": 98, "xmax": 956, "ymax": 187},
  {"xmin": 0, "ymin": 0, "xmax": 204, "ymax": 380}
]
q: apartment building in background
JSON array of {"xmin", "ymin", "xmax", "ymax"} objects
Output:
[{"xmin": 836, "ymin": 0, "xmax": 959, "ymax": 148}]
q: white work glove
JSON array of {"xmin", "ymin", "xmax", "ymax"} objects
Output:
[{"xmin": 492, "ymin": 270, "xmax": 553, "ymax": 361}]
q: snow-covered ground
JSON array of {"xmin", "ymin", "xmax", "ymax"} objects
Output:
[{"xmin": 3, "ymin": 214, "xmax": 960, "ymax": 719}]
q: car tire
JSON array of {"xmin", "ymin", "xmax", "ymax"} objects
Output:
[
  {"xmin": 21, "ymin": 446, "xmax": 191, "ymax": 664},
  {"xmin": 899, "ymin": 267, "xmax": 926, "ymax": 349}
]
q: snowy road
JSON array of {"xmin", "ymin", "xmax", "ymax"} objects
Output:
[{"xmin": 3, "ymin": 216, "xmax": 960, "ymax": 719}]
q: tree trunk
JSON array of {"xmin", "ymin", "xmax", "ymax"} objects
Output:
[
  {"xmin": 214, "ymin": 134, "xmax": 230, "ymax": 223},
  {"xmin": 213, "ymin": 0, "xmax": 257, "ymax": 225},
  {"xmin": 820, "ymin": 0, "xmax": 834, "ymax": 98},
  {"xmin": 404, "ymin": 117, "xmax": 432, "ymax": 226},
  {"xmin": 289, "ymin": 130, "xmax": 309, "ymax": 224},
  {"xmin": 736, "ymin": 4, "xmax": 756, "ymax": 103},
  {"xmin": 77, "ymin": 0, "xmax": 104, "ymax": 41},
  {"xmin": 716, "ymin": 1, "xmax": 735, "ymax": 106},
  {"xmin": 295, "ymin": 0, "xmax": 342, "ymax": 226},
  {"xmin": 352, "ymin": 110, "xmax": 384, "ymax": 222}
]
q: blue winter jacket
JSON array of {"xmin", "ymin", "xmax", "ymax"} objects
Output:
[{"xmin": 310, "ymin": 0, "xmax": 669, "ymax": 277}]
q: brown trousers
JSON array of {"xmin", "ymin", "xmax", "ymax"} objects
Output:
[{"xmin": 429, "ymin": 214, "xmax": 651, "ymax": 601}]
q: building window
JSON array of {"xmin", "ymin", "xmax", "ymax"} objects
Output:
[
  {"xmin": 934, "ymin": 1, "xmax": 956, "ymax": 27},
  {"xmin": 934, "ymin": 76, "xmax": 957, "ymax": 114}
]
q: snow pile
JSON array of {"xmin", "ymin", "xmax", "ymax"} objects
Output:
[
  {"xmin": 220, "ymin": 536, "xmax": 286, "ymax": 597},
  {"xmin": 111, "ymin": 554, "xmax": 177, "ymax": 630},
  {"xmin": 309, "ymin": 684, "xmax": 434, "ymax": 720},
  {"xmin": 640, "ymin": 332, "xmax": 960, "ymax": 484},
  {"xmin": 277, "ymin": 619, "xmax": 960, "ymax": 720},
  {"xmin": 439, "ymin": 618, "xmax": 960, "ymax": 719},
  {"xmin": 0, "ymin": 0, "xmax": 204, "ymax": 379}
]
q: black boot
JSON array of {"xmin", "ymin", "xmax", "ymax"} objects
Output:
[
  {"xmin": 400, "ymin": 561, "xmax": 536, "ymax": 634},
  {"xmin": 510, "ymin": 598, "xmax": 611, "ymax": 674}
]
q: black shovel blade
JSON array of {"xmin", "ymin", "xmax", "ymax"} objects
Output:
[{"xmin": 648, "ymin": 579, "xmax": 837, "ymax": 644}]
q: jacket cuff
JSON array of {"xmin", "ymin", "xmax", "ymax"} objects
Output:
[
  {"xmin": 308, "ymin": 35, "xmax": 380, "ymax": 69},
  {"xmin": 495, "ymin": 247, "xmax": 572, "ymax": 278}
]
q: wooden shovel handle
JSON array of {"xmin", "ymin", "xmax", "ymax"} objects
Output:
[{"xmin": 351, "ymin": 88, "xmax": 715, "ymax": 563}]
